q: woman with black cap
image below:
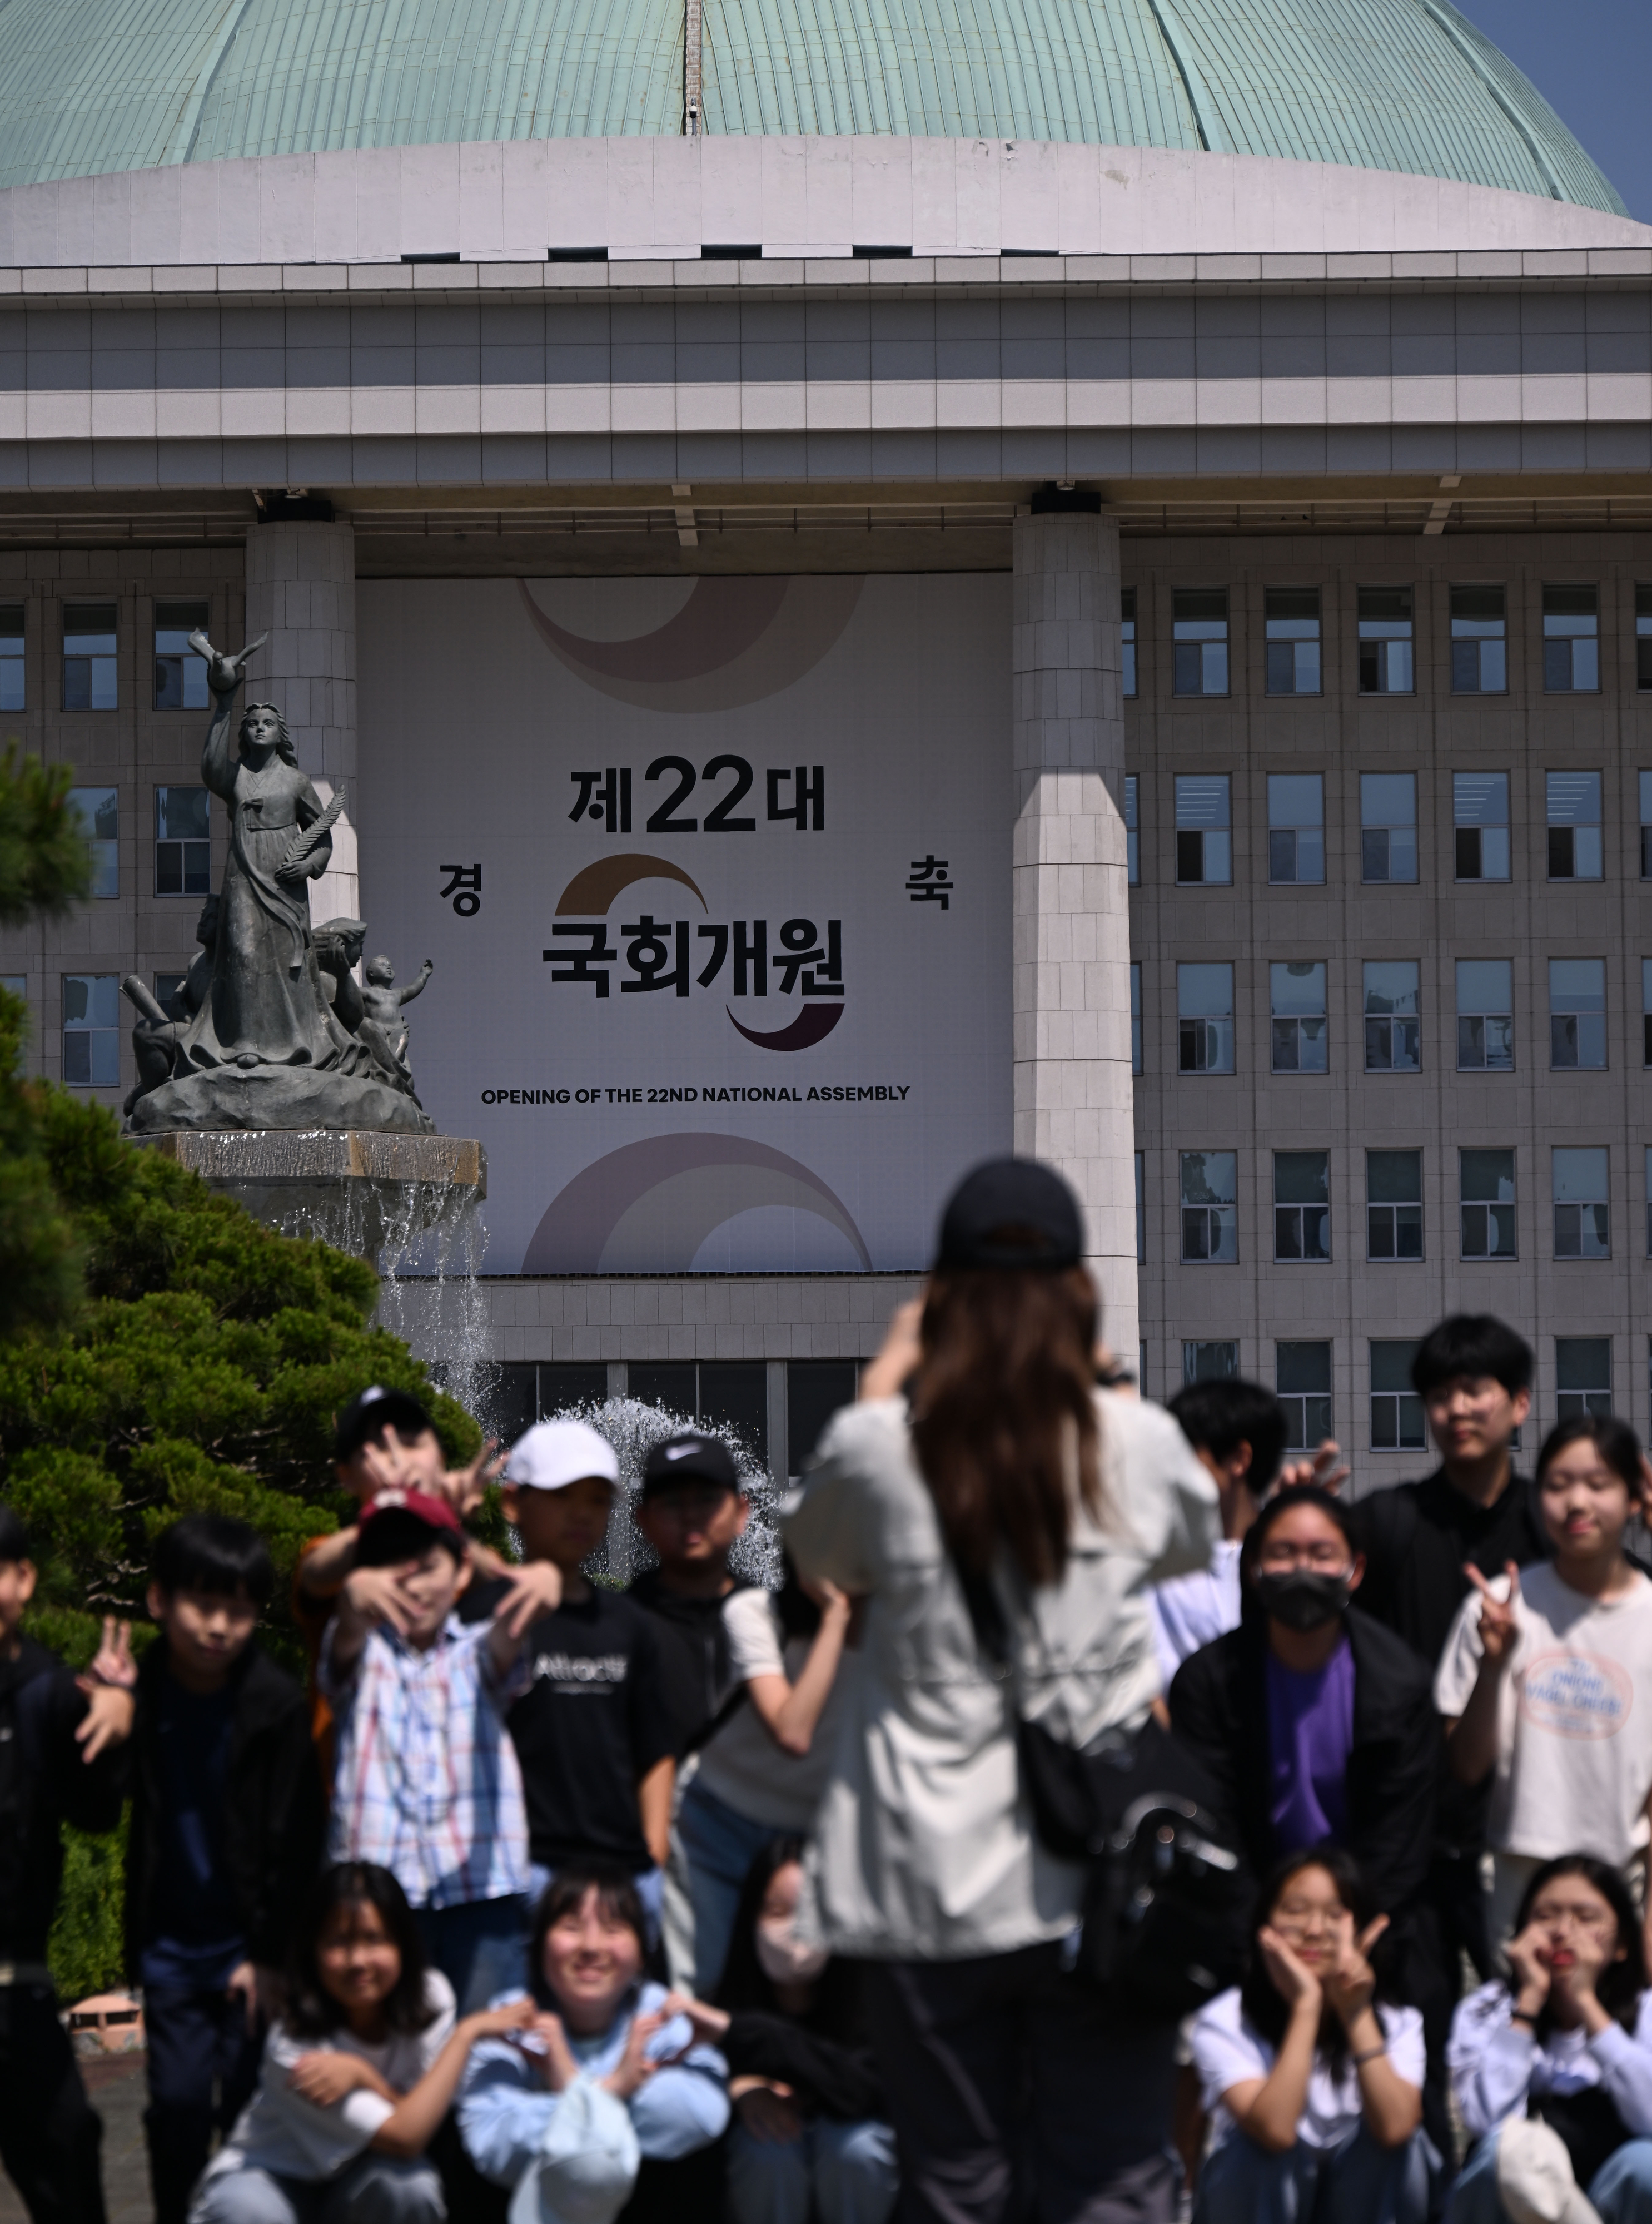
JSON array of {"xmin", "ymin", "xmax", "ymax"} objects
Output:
[{"xmin": 783, "ymin": 1155, "xmax": 1221, "ymax": 2223}]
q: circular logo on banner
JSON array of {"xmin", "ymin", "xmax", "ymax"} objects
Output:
[{"xmin": 1519, "ymin": 1650, "xmax": 1633, "ymax": 1740}]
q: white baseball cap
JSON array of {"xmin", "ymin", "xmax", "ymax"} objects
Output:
[{"xmin": 504, "ymin": 1418, "xmax": 620, "ymax": 1492}]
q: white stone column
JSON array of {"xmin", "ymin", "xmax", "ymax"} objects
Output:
[
  {"xmin": 243, "ymin": 520, "xmax": 359, "ymax": 926},
  {"xmin": 1012, "ymin": 510, "xmax": 1138, "ymax": 1362}
]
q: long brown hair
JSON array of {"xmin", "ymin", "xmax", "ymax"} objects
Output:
[{"xmin": 909, "ymin": 1264, "xmax": 1101, "ymax": 1586}]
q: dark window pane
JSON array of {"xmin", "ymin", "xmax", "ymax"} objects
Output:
[
  {"xmin": 699, "ymin": 1362, "xmax": 768, "ymax": 1464},
  {"xmin": 479, "ymin": 1363, "xmax": 540, "ymax": 1443},
  {"xmin": 1173, "ymin": 643, "xmax": 1203, "ymax": 695},
  {"xmin": 1544, "ymin": 641, "xmax": 1572, "ymax": 691},
  {"xmin": 628, "ymin": 1363, "xmax": 698, "ymax": 1419},
  {"xmin": 1266, "ymin": 642, "xmax": 1296, "ymax": 694},
  {"xmin": 541, "ymin": 1363, "xmax": 609, "ymax": 1414},
  {"xmin": 1451, "ymin": 641, "xmax": 1480, "ymax": 692},
  {"xmin": 1455, "ymin": 827, "xmax": 1481, "ymax": 878},
  {"xmin": 1176, "ymin": 830, "xmax": 1203, "ymax": 882},
  {"xmin": 788, "ymin": 1361, "xmax": 858, "ymax": 1476}
]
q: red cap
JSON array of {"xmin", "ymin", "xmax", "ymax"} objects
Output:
[{"xmin": 359, "ymin": 1487, "xmax": 461, "ymax": 1537}]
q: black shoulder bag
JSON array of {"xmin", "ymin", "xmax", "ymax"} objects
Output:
[{"xmin": 956, "ymin": 1563, "xmax": 1246, "ymax": 2019}]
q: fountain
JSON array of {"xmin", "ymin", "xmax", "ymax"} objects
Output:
[{"xmin": 121, "ymin": 632, "xmax": 487, "ymax": 1387}]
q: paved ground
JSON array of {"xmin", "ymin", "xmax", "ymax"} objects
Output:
[{"xmin": 0, "ymin": 2056, "xmax": 153, "ymax": 2224}]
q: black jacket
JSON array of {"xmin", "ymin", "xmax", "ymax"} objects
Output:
[
  {"xmin": 720, "ymin": 1958, "xmax": 882, "ymax": 2122},
  {"xmin": 0, "ymin": 1637, "xmax": 126, "ymax": 1965},
  {"xmin": 125, "ymin": 1640, "xmax": 324, "ymax": 1978},
  {"xmin": 625, "ymin": 1571, "xmax": 751, "ymax": 1756},
  {"xmin": 1167, "ymin": 1606, "xmax": 1439, "ymax": 1924}
]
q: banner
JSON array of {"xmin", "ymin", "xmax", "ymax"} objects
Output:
[{"xmin": 357, "ymin": 573, "xmax": 1012, "ymax": 1274}]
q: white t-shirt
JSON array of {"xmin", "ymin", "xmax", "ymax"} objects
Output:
[
  {"xmin": 202, "ymin": 1972, "xmax": 456, "ymax": 2185},
  {"xmin": 691, "ymin": 1588, "xmax": 852, "ymax": 1831},
  {"xmin": 1434, "ymin": 1562, "xmax": 1652, "ymax": 1864},
  {"xmin": 1191, "ymin": 1986, "xmax": 1425, "ymax": 2152},
  {"xmin": 1149, "ymin": 1538, "xmax": 1243, "ymax": 1685}
]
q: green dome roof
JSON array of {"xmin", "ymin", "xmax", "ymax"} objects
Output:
[{"xmin": 0, "ymin": 0, "xmax": 1624, "ymax": 214}]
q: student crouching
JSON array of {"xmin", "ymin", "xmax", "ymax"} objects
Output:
[
  {"xmin": 192, "ymin": 1862, "xmax": 534, "ymax": 2224},
  {"xmin": 1191, "ymin": 1848, "xmax": 1433, "ymax": 2224},
  {"xmin": 457, "ymin": 1866, "xmax": 728, "ymax": 2224},
  {"xmin": 1449, "ymin": 1856, "xmax": 1652, "ymax": 2224}
]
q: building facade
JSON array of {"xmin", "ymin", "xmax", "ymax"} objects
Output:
[{"xmin": 2, "ymin": 0, "xmax": 1650, "ymax": 1478}]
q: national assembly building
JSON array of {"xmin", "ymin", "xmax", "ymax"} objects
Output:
[{"xmin": 2, "ymin": 0, "xmax": 1649, "ymax": 1480}]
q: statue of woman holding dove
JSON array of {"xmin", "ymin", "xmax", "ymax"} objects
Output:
[{"xmin": 175, "ymin": 632, "xmax": 370, "ymax": 1076}]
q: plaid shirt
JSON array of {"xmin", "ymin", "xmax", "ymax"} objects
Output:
[{"xmin": 321, "ymin": 1615, "xmax": 531, "ymax": 1909}]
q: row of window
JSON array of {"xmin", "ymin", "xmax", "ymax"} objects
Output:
[
  {"xmin": 1175, "ymin": 1335, "xmax": 1618, "ymax": 1453},
  {"xmin": 65, "ymin": 787, "xmax": 213, "ymax": 901},
  {"xmin": 1146, "ymin": 1145, "xmax": 1652, "ymax": 1267},
  {"xmin": 0, "ymin": 604, "xmax": 212, "ymax": 715},
  {"xmin": 1119, "ymin": 584, "xmax": 1652, "ymax": 701},
  {"xmin": 1134, "ymin": 956, "xmax": 1646, "ymax": 1077},
  {"xmin": 1123, "ymin": 770, "xmax": 1645, "ymax": 889}
]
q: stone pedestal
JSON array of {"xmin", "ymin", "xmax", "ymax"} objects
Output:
[
  {"xmin": 244, "ymin": 519, "xmax": 359, "ymax": 926},
  {"xmin": 133, "ymin": 1128, "xmax": 485, "ymax": 1262},
  {"xmin": 1011, "ymin": 510, "xmax": 1138, "ymax": 1362}
]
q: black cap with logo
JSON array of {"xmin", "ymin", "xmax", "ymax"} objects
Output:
[
  {"xmin": 640, "ymin": 1431, "xmax": 742, "ymax": 1498},
  {"xmin": 333, "ymin": 1384, "xmax": 435, "ymax": 1464}
]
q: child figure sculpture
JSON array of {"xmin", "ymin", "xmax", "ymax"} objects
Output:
[{"xmin": 362, "ymin": 955, "xmax": 434, "ymax": 1066}]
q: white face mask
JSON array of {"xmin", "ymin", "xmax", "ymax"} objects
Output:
[{"xmin": 755, "ymin": 1917, "xmax": 829, "ymax": 1987}]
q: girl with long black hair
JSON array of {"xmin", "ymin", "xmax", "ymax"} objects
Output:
[
  {"xmin": 191, "ymin": 1862, "xmax": 533, "ymax": 2224},
  {"xmin": 784, "ymin": 1156, "xmax": 1220, "ymax": 2222}
]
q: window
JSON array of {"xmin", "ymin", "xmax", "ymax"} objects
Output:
[
  {"xmin": 1450, "ymin": 585, "xmax": 1507, "ymax": 694},
  {"xmin": 1135, "ymin": 1151, "xmax": 1145, "ymax": 1263},
  {"xmin": 1267, "ymin": 774, "xmax": 1325, "ymax": 885},
  {"xmin": 1364, "ymin": 961, "xmax": 1421, "ymax": 1073},
  {"xmin": 1183, "ymin": 1341, "xmax": 1238, "ymax": 1385},
  {"xmin": 68, "ymin": 787, "xmax": 117, "ymax": 899},
  {"xmin": 1172, "ymin": 589, "xmax": 1228, "ymax": 697},
  {"xmin": 1454, "ymin": 773, "xmax": 1510, "ymax": 882},
  {"xmin": 1277, "ymin": 1342, "xmax": 1332, "ymax": 1448},
  {"xmin": 1125, "ymin": 775, "xmax": 1139, "ymax": 886},
  {"xmin": 1543, "ymin": 585, "xmax": 1599, "ymax": 693},
  {"xmin": 1275, "ymin": 1150, "xmax": 1330, "ymax": 1262},
  {"xmin": 1554, "ymin": 1147, "xmax": 1609, "ymax": 1260},
  {"xmin": 629, "ymin": 1361, "xmax": 768, "ymax": 1462},
  {"xmin": 62, "ymin": 603, "xmax": 117, "ymax": 711},
  {"xmin": 1175, "ymin": 775, "xmax": 1231, "ymax": 885},
  {"xmin": 1556, "ymin": 1338, "xmax": 1611, "ymax": 1422},
  {"xmin": 154, "ymin": 601, "xmax": 210, "ymax": 711},
  {"xmin": 1271, "ymin": 961, "xmax": 1327, "ymax": 1074},
  {"xmin": 154, "ymin": 972, "xmax": 187, "ymax": 1016},
  {"xmin": 1460, "ymin": 1148, "xmax": 1516, "ymax": 1259},
  {"xmin": 788, "ymin": 1361, "xmax": 859, "ymax": 1477},
  {"xmin": 1131, "ymin": 962, "xmax": 1142, "ymax": 1075},
  {"xmin": 1265, "ymin": 588, "xmax": 1321, "ymax": 696},
  {"xmin": 1646, "ymin": 1148, "xmax": 1652, "ymax": 1257},
  {"xmin": 1360, "ymin": 773, "xmax": 1417, "ymax": 883},
  {"xmin": 1367, "ymin": 1150, "xmax": 1422, "ymax": 1260},
  {"xmin": 1180, "ymin": 1151, "xmax": 1237, "ymax": 1263},
  {"xmin": 1370, "ymin": 1342, "xmax": 1425, "ymax": 1450},
  {"xmin": 155, "ymin": 786, "xmax": 211, "ymax": 896},
  {"xmin": 1457, "ymin": 960, "xmax": 1514, "ymax": 1071},
  {"xmin": 1122, "ymin": 587, "xmax": 1137, "ymax": 699},
  {"xmin": 1644, "ymin": 960, "xmax": 1652, "ymax": 1069},
  {"xmin": 0, "ymin": 606, "xmax": 21, "ymax": 712},
  {"xmin": 1358, "ymin": 586, "xmax": 1414, "ymax": 694},
  {"xmin": 1178, "ymin": 963, "xmax": 1235, "ymax": 1075},
  {"xmin": 1638, "ymin": 586, "xmax": 1652, "ymax": 692},
  {"xmin": 1550, "ymin": 958, "xmax": 1606, "ymax": 1071},
  {"xmin": 1547, "ymin": 771, "xmax": 1603, "ymax": 881},
  {"xmin": 1641, "ymin": 772, "xmax": 1652, "ymax": 880},
  {"xmin": 62, "ymin": 974, "xmax": 119, "ymax": 1085}
]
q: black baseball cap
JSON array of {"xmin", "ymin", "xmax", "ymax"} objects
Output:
[
  {"xmin": 935, "ymin": 1156, "xmax": 1084, "ymax": 1272},
  {"xmin": 641, "ymin": 1432, "xmax": 742, "ymax": 1498},
  {"xmin": 334, "ymin": 1384, "xmax": 435, "ymax": 1463}
]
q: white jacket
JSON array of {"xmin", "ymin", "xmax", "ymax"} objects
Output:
[{"xmin": 783, "ymin": 1389, "xmax": 1220, "ymax": 1961}]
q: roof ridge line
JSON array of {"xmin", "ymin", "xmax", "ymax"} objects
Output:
[
  {"xmin": 1140, "ymin": 0, "xmax": 1228, "ymax": 156},
  {"xmin": 168, "ymin": 0, "xmax": 262, "ymax": 169},
  {"xmin": 1412, "ymin": 0, "xmax": 1563, "ymax": 204}
]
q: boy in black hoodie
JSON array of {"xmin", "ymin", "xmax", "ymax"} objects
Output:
[
  {"xmin": 128, "ymin": 1516, "xmax": 324, "ymax": 2224},
  {"xmin": 0, "ymin": 1501, "xmax": 135, "ymax": 2224}
]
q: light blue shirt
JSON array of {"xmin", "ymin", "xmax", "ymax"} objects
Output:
[{"xmin": 458, "ymin": 1981, "xmax": 729, "ymax": 2186}]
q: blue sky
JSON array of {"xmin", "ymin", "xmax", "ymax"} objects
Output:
[{"xmin": 1455, "ymin": 1, "xmax": 1652, "ymax": 220}]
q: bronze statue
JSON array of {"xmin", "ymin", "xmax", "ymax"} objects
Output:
[{"xmin": 123, "ymin": 639, "xmax": 431, "ymax": 1135}]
